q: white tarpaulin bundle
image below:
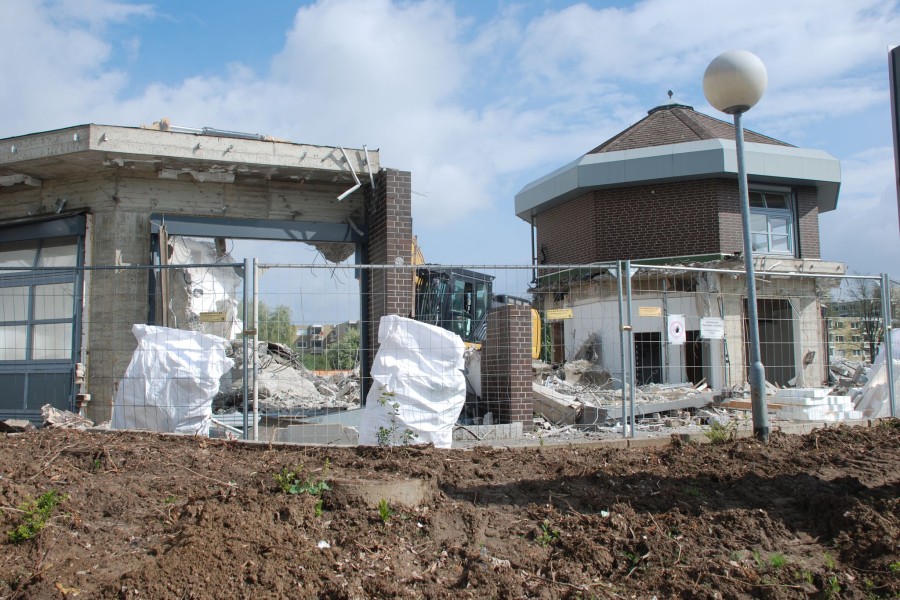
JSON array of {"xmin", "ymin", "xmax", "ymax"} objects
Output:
[
  {"xmin": 358, "ymin": 315, "xmax": 466, "ymax": 449},
  {"xmin": 112, "ymin": 325, "xmax": 234, "ymax": 435}
]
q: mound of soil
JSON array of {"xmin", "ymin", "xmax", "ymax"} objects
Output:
[{"xmin": 1, "ymin": 422, "xmax": 898, "ymax": 599}]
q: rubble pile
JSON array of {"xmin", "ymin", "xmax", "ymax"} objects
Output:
[{"xmin": 215, "ymin": 341, "xmax": 361, "ymax": 415}]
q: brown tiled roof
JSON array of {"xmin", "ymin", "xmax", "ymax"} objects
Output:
[{"xmin": 587, "ymin": 103, "xmax": 792, "ymax": 154}]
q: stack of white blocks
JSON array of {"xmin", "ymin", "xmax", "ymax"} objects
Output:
[{"xmin": 775, "ymin": 388, "xmax": 863, "ymax": 422}]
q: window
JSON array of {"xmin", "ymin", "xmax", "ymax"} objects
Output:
[
  {"xmin": 833, "ymin": 335, "xmax": 845, "ymax": 343},
  {"xmin": 749, "ymin": 191, "xmax": 794, "ymax": 255},
  {"xmin": 852, "ymin": 335, "xmax": 861, "ymax": 343},
  {"xmin": 850, "ymin": 321, "xmax": 860, "ymax": 330}
]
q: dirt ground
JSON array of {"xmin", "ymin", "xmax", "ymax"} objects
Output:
[{"xmin": 1, "ymin": 421, "xmax": 898, "ymax": 599}]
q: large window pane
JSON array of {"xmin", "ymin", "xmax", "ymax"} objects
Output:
[
  {"xmin": 0, "ymin": 286, "xmax": 29, "ymax": 322},
  {"xmin": 38, "ymin": 237, "xmax": 78, "ymax": 267},
  {"xmin": 764, "ymin": 193, "xmax": 788, "ymax": 208},
  {"xmin": 0, "ymin": 325, "xmax": 27, "ymax": 360},
  {"xmin": 748, "ymin": 192, "xmax": 765, "ymax": 207},
  {"xmin": 769, "ymin": 217, "xmax": 790, "ymax": 235},
  {"xmin": 749, "ymin": 213, "xmax": 767, "ymax": 233},
  {"xmin": 0, "ymin": 240, "xmax": 37, "ymax": 272},
  {"xmin": 771, "ymin": 235, "xmax": 790, "ymax": 252},
  {"xmin": 32, "ymin": 323, "xmax": 72, "ymax": 359},
  {"xmin": 751, "ymin": 233, "xmax": 768, "ymax": 252},
  {"xmin": 33, "ymin": 283, "xmax": 74, "ymax": 320}
]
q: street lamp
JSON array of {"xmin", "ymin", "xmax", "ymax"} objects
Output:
[{"xmin": 703, "ymin": 50, "xmax": 770, "ymax": 442}]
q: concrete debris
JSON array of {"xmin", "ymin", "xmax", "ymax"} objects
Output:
[
  {"xmin": 532, "ymin": 383, "xmax": 582, "ymax": 426},
  {"xmin": 215, "ymin": 340, "xmax": 360, "ymax": 415},
  {"xmin": 0, "ymin": 419, "xmax": 35, "ymax": 433},
  {"xmin": 41, "ymin": 404, "xmax": 94, "ymax": 430}
]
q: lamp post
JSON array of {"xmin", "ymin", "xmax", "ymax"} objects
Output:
[{"xmin": 703, "ymin": 50, "xmax": 770, "ymax": 442}]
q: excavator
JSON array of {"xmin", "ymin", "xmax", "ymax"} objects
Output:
[{"xmin": 410, "ymin": 239, "xmax": 541, "ymax": 359}]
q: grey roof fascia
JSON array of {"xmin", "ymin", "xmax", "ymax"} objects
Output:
[{"xmin": 515, "ymin": 139, "xmax": 841, "ymax": 220}]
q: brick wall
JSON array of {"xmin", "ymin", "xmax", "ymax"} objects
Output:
[
  {"xmin": 535, "ymin": 180, "xmax": 722, "ymax": 263},
  {"xmin": 537, "ymin": 179, "xmax": 821, "ymax": 263},
  {"xmin": 481, "ymin": 305, "xmax": 533, "ymax": 428},
  {"xmin": 364, "ymin": 169, "xmax": 413, "ymax": 398},
  {"xmin": 795, "ymin": 186, "xmax": 820, "ymax": 259}
]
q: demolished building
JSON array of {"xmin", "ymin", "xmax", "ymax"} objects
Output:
[
  {"xmin": 0, "ymin": 123, "xmax": 414, "ymax": 425},
  {"xmin": 516, "ymin": 102, "xmax": 847, "ymax": 399}
]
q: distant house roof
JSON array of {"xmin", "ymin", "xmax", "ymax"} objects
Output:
[
  {"xmin": 515, "ymin": 103, "xmax": 840, "ymax": 221},
  {"xmin": 587, "ymin": 103, "xmax": 791, "ymax": 154}
]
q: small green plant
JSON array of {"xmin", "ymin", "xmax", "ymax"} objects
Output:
[
  {"xmin": 314, "ymin": 498, "xmax": 324, "ymax": 518},
  {"xmin": 704, "ymin": 419, "xmax": 737, "ymax": 444},
  {"xmin": 7, "ymin": 490, "xmax": 68, "ymax": 544},
  {"xmin": 274, "ymin": 461, "xmax": 331, "ymax": 497},
  {"xmin": 768, "ymin": 553, "xmax": 787, "ymax": 569},
  {"xmin": 889, "ymin": 561, "xmax": 900, "ymax": 573},
  {"xmin": 377, "ymin": 498, "xmax": 393, "ymax": 524},
  {"xmin": 375, "ymin": 387, "xmax": 418, "ymax": 448},
  {"xmin": 91, "ymin": 458, "xmax": 102, "ymax": 472},
  {"xmin": 823, "ymin": 552, "xmax": 836, "ymax": 570},
  {"xmin": 752, "ymin": 550, "xmax": 765, "ymax": 570},
  {"xmin": 797, "ymin": 570, "xmax": 814, "ymax": 586},
  {"xmin": 824, "ymin": 574, "xmax": 841, "ymax": 598},
  {"xmin": 164, "ymin": 495, "xmax": 177, "ymax": 504},
  {"xmin": 536, "ymin": 520, "xmax": 560, "ymax": 547}
]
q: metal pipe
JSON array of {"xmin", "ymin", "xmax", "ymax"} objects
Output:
[
  {"xmin": 242, "ymin": 257, "xmax": 250, "ymax": 439},
  {"xmin": 734, "ymin": 111, "xmax": 769, "ymax": 442},
  {"xmin": 881, "ymin": 273, "xmax": 896, "ymax": 417},
  {"xmin": 363, "ymin": 145, "xmax": 376, "ymax": 188},
  {"xmin": 337, "ymin": 147, "xmax": 362, "ymax": 202}
]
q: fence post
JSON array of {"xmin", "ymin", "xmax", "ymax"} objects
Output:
[
  {"xmin": 242, "ymin": 257, "xmax": 250, "ymax": 439},
  {"xmin": 616, "ymin": 261, "xmax": 628, "ymax": 438},
  {"xmin": 625, "ymin": 260, "xmax": 636, "ymax": 436},
  {"xmin": 252, "ymin": 258, "xmax": 259, "ymax": 440},
  {"xmin": 881, "ymin": 273, "xmax": 896, "ymax": 417}
]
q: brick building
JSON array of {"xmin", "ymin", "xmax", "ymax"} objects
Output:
[{"xmin": 516, "ymin": 103, "xmax": 847, "ymax": 390}]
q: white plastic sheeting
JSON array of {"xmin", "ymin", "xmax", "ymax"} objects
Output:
[
  {"xmin": 358, "ymin": 315, "xmax": 466, "ymax": 449},
  {"xmin": 111, "ymin": 325, "xmax": 234, "ymax": 435}
]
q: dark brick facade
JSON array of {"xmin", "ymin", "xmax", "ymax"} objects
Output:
[
  {"xmin": 364, "ymin": 169, "xmax": 413, "ymax": 398},
  {"xmin": 535, "ymin": 179, "xmax": 821, "ymax": 263},
  {"xmin": 481, "ymin": 305, "xmax": 533, "ymax": 428}
]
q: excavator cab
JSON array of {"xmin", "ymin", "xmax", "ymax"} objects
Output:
[{"xmin": 414, "ymin": 267, "xmax": 493, "ymax": 346}]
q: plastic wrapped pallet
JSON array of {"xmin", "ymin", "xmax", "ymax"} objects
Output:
[
  {"xmin": 358, "ymin": 315, "xmax": 466, "ymax": 449},
  {"xmin": 112, "ymin": 325, "xmax": 234, "ymax": 436}
]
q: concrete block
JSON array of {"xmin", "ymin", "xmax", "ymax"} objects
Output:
[
  {"xmin": 452, "ymin": 421, "xmax": 523, "ymax": 442},
  {"xmin": 775, "ymin": 388, "xmax": 831, "ymax": 399}
]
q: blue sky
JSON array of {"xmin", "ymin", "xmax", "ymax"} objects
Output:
[{"xmin": 2, "ymin": 0, "xmax": 899, "ymax": 280}]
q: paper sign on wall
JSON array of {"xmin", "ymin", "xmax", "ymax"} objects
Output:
[
  {"xmin": 700, "ymin": 317, "xmax": 725, "ymax": 339},
  {"xmin": 668, "ymin": 314, "xmax": 686, "ymax": 345}
]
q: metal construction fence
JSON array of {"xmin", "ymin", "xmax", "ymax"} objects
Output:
[{"xmin": 0, "ymin": 259, "xmax": 896, "ymax": 443}]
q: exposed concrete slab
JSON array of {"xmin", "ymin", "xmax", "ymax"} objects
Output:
[
  {"xmin": 578, "ymin": 393, "xmax": 714, "ymax": 428},
  {"xmin": 332, "ymin": 476, "xmax": 436, "ymax": 509}
]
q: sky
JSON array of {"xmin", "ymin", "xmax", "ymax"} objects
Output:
[{"xmin": 1, "ymin": 0, "xmax": 899, "ymax": 283}]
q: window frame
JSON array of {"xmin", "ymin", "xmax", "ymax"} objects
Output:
[{"xmin": 748, "ymin": 189, "xmax": 797, "ymax": 256}]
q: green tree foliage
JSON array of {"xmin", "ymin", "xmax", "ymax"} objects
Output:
[
  {"xmin": 329, "ymin": 327, "xmax": 360, "ymax": 370},
  {"xmin": 256, "ymin": 302, "xmax": 294, "ymax": 346}
]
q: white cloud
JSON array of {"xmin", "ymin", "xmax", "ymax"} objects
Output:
[
  {"xmin": 1, "ymin": 0, "xmax": 899, "ymax": 276},
  {"xmin": 819, "ymin": 147, "xmax": 900, "ymax": 275}
]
